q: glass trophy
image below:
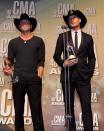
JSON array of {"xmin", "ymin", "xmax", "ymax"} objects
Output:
[
  {"xmin": 3, "ymin": 56, "xmax": 11, "ymax": 67},
  {"xmin": 66, "ymin": 44, "xmax": 78, "ymax": 65},
  {"xmin": 3, "ymin": 56, "xmax": 19, "ymax": 83}
]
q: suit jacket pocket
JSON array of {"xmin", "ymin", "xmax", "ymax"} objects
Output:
[{"xmin": 77, "ymin": 64, "xmax": 92, "ymax": 79}]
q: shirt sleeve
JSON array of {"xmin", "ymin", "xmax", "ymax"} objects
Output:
[
  {"xmin": 53, "ymin": 34, "xmax": 64, "ymax": 67},
  {"xmin": 38, "ymin": 38, "xmax": 45, "ymax": 67},
  {"xmin": 8, "ymin": 40, "xmax": 15, "ymax": 65},
  {"xmin": 88, "ymin": 36, "xmax": 96, "ymax": 75}
]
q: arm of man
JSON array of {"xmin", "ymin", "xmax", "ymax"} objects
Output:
[
  {"xmin": 53, "ymin": 34, "xmax": 78, "ymax": 67},
  {"xmin": 37, "ymin": 38, "xmax": 45, "ymax": 79},
  {"xmin": 88, "ymin": 36, "xmax": 96, "ymax": 76},
  {"xmin": 38, "ymin": 66, "xmax": 44, "ymax": 79},
  {"xmin": 3, "ymin": 40, "xmax": 15, "ymax": 76},
  {"xmin": 53, "ymin": 34, "xmax": 64, "ymax": 67}
]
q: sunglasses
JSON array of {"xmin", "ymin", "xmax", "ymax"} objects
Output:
[
  {"xmin": 20, "ymin": 20, "xmax": 31, "ymax": 25},
  {"xmin": 68, "ymin": 15, "xmax": 78, "ymax": 20}
]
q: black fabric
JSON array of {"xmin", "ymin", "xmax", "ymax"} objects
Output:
[
  {"xmin": 62, "ymin": 80, "xmax": 93, "ymax": 131},
  {"xmin": 12, "ymin": 80, "xmax": 45, "ymax": 131},
  {"xmin": 8, "ymin": 36, "xmax": 45, "ymax": 79}
]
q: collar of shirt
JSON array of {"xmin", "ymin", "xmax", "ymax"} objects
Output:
[{"xmin": 71, "ymin": 29, "xmax": 82, "ymax": 48}]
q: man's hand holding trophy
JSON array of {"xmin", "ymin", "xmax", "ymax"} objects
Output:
[
  {"xmin": 3, "ymin": 56, "xmax": 13, "ymax": 76},
  {"xmin": 63, "ymin": 45, "xmax": 78, "ymax": 67}
]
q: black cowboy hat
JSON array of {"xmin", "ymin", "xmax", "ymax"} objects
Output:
[
  {"xmin": 63, "ymin": 10, "xmax": 87, "ymax": 29},
  {"xmin": 14, "ymin": 13, "xmax": 37, "ymax": 32}
]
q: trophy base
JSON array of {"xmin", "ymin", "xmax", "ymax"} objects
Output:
[
  {"xmin": 68, "ymin": 57, "xmax": 78, "ymax": 61},
  {"xmin": 68, "ymin": 55, "xmax": 78, "ymax": 63}
]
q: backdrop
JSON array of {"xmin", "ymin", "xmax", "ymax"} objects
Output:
[{"xmin": 0, "ymin": 0, "xmax": 104, "ymax": 131}]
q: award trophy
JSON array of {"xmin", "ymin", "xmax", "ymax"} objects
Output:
[
  {"xmin": 3, "ymin": 56, "xmax": 12, "ymax": 68},
  {"xmin": 3, "ymin": 56, "xmax": 19, "ymax": 83},
  {"xmin": 66, "ymin": 44, "xmax": 78, "ymax": 66}
]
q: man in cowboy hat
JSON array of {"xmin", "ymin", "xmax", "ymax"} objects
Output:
[
  {"xmin": 53, "ymin": 10, "xmax": 96, "ymax": 131},
  {"xmin": 3, "ymin": 13, "xmax": 45, "ymax": 131}
]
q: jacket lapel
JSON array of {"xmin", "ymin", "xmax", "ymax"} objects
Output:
[
  {"xmin": 66, "ymin": 31, "xmax": 86, "ymax": 56},
  {"xmin": 77, "ymin": 32, "xmax": 85, "ymax": 55},
  {"xmin": 67, "ymin": 31, "xmax": 75, "ymax": 48}
]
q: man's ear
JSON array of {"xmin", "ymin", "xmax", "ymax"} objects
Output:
[{"xmin": 79, "ymin": 19, "xmax": 81, "ymax": 23}]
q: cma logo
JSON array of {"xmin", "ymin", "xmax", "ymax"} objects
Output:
[
  {"xmin": 10, "ymin": 1, "xmax": 36, "ymax": 16},
  {"xmin": 54, "ymin": 3, "xmax": 75, "ymax": 17}
]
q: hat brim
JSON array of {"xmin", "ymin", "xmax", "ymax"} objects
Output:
[
  {"xmin": 14, "ymin": 17, "xmax": 37, "ymax": 32},
  {"xmin": 63, "ymin": 10, "xmax": 87, "ymax": 29}
]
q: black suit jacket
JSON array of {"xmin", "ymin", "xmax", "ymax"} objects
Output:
[{"xmin": 53, "ymin": 31, "xmax": 96, "ymax": 82}]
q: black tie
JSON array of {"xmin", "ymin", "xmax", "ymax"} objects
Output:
[{"xmin": 75, "ymin": 32, "xmax": 78, "ymax": 53}]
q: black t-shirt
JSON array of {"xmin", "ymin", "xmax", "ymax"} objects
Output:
[{"xmin": 8, "ymin": 36, "xmax": 45, "ymax": 77}]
